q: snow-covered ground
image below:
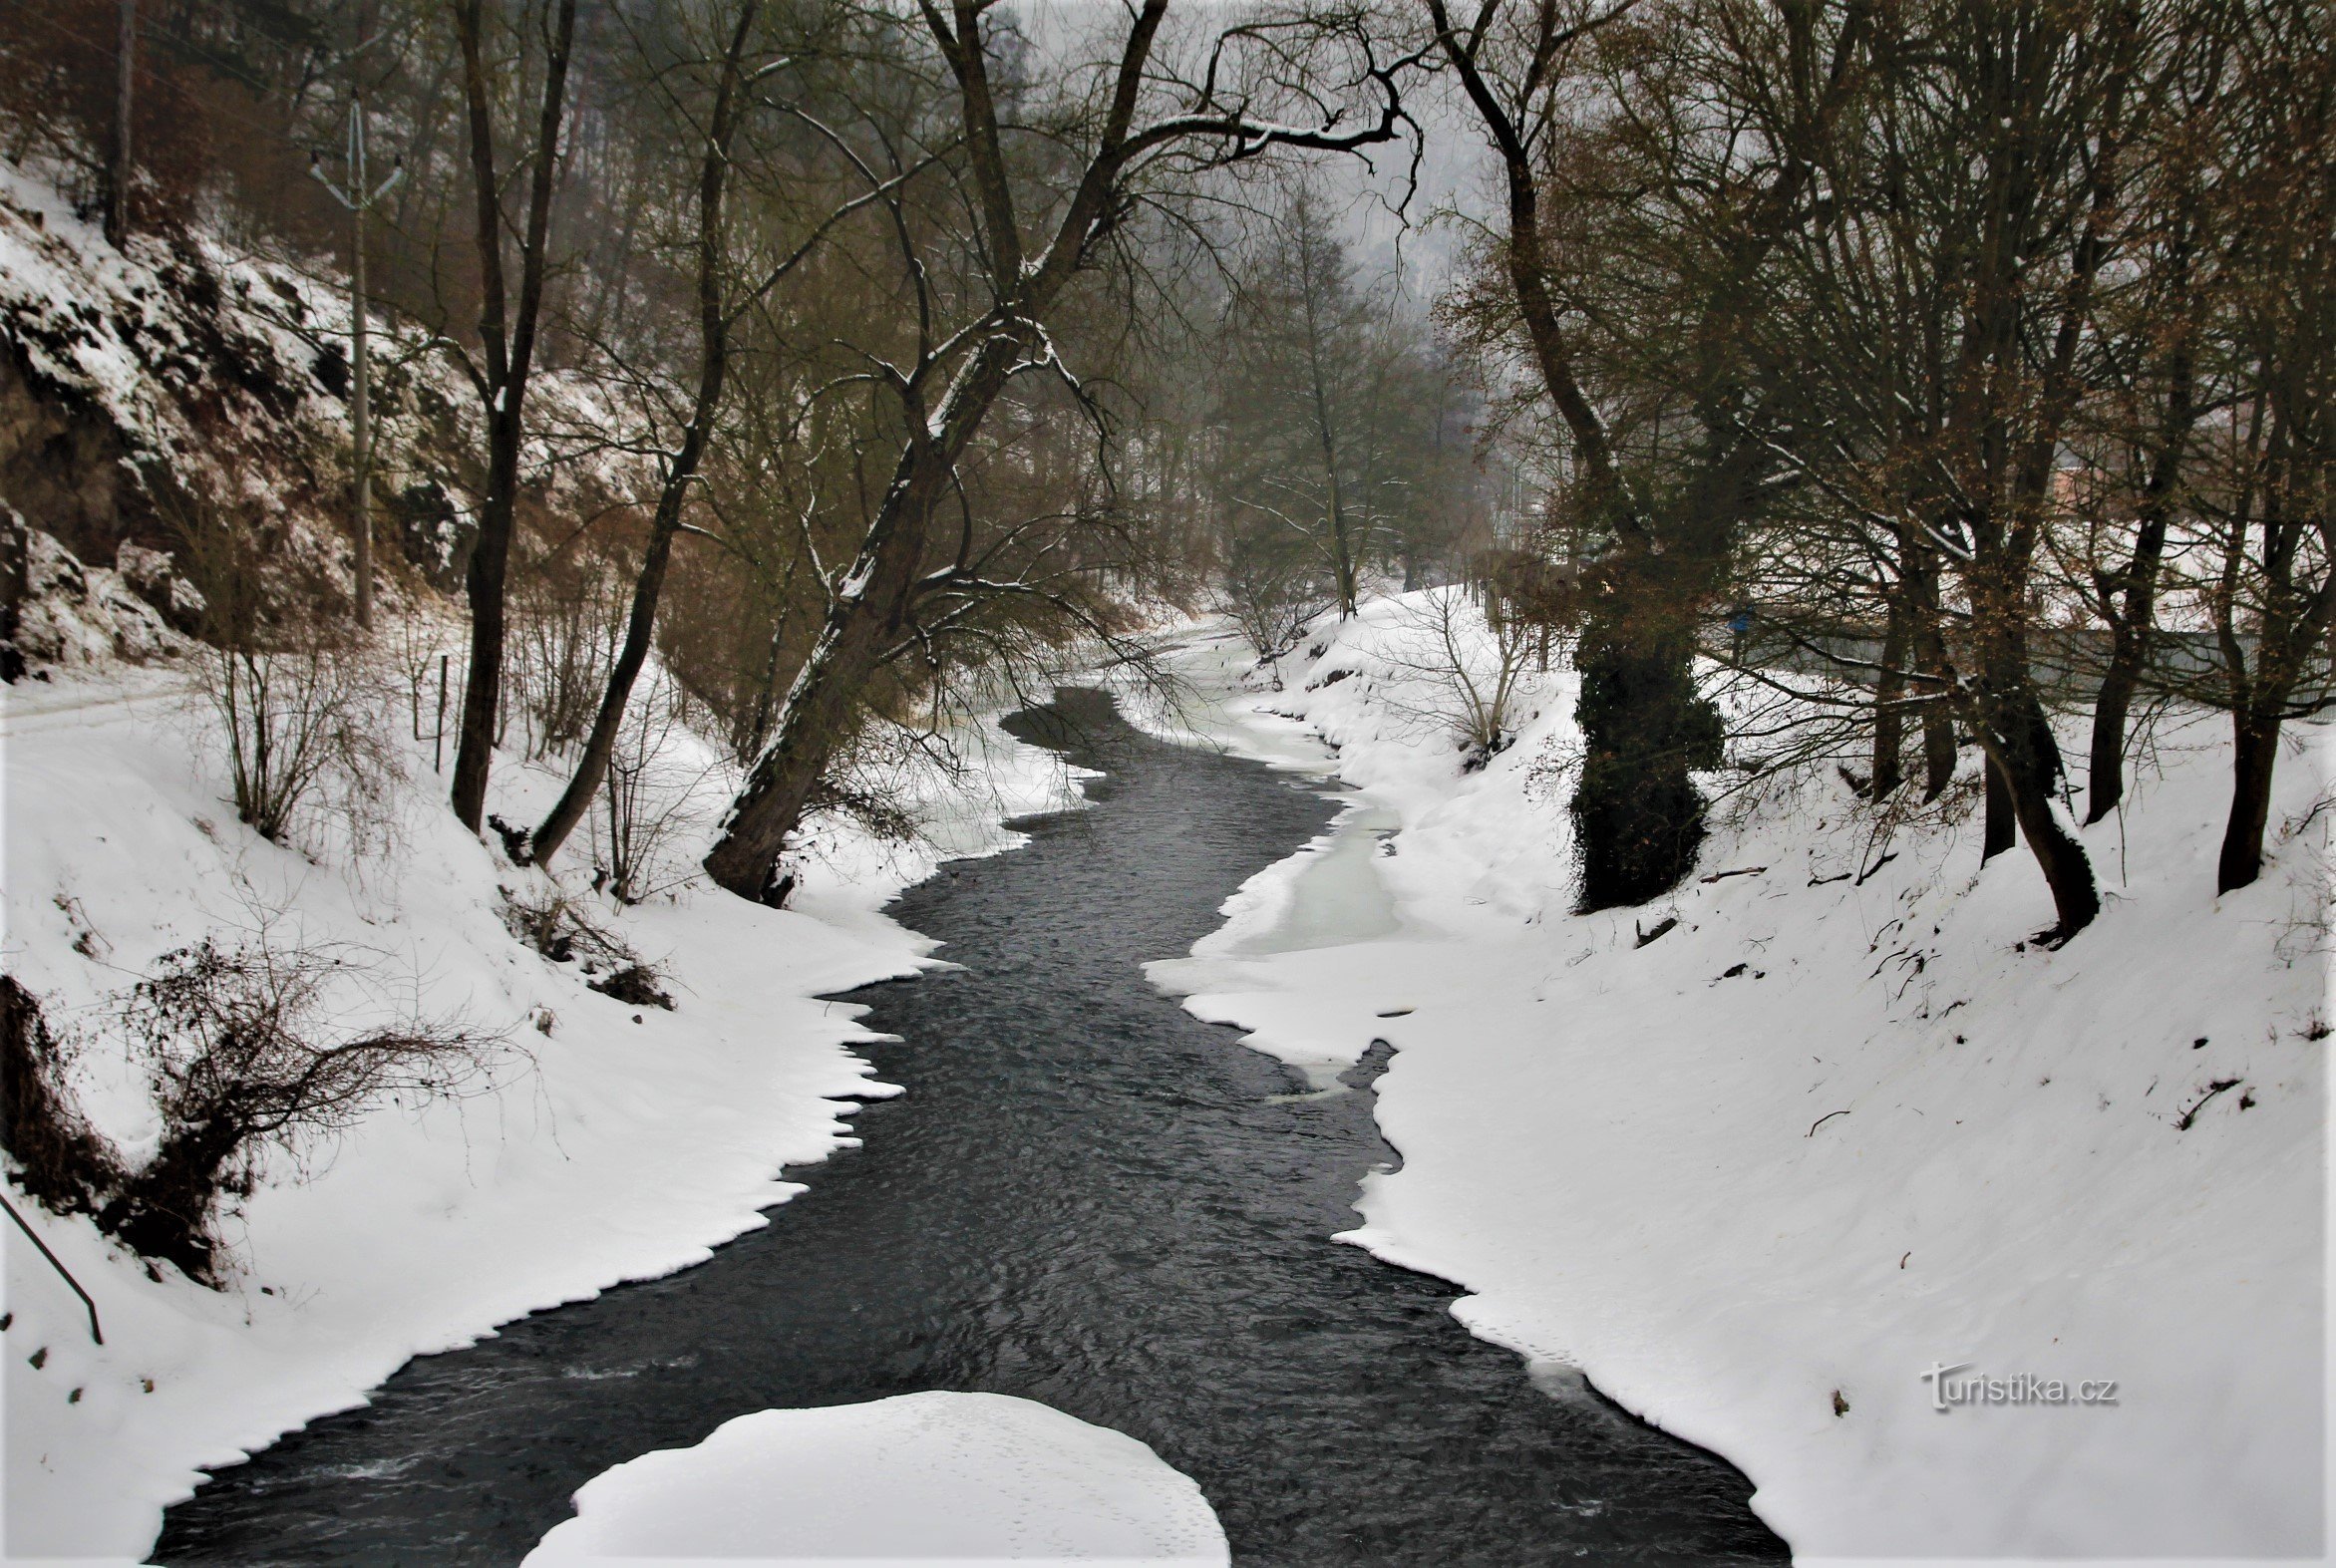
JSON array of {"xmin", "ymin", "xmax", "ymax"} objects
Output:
[
  {"xmin": 0, "ymin": 649, "xmax": 1089, "ymax": 1563},
  {"xmin": 520, "ymin": 1393, "xmax": 1228, "ymax": 1567},
  {"xmin": 1141, "ymin": 595, "xmax": 2328, "ymax": 1563}
]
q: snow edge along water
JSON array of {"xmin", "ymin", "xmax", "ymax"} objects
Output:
[
  {"xmin": 1126, "ymin": 601, "xmax": 2330, "ymax": 1566},
  {"xmin": 0, "ymin": 657, "xmax": 1102, "ymax": 1564}
]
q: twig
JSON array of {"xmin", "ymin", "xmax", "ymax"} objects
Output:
[
  {"xmin": 1700, "ymin": 865, "xmax": 1768, "ymax": 883},
  {"xmin": 2173, "ymin": 1079, "xmax": 2240, "ymax": 1132},
  {"xmin": 0, "ymin": 1192, "xmax": 103, "ymax": 1345},
  {"xmin": 1807, "ymin": 1108, "xmax": 1851, "ymax": 1137},
  {"xmin": 1853, "ymin": 852, "xmax": 1898, "ymax": 887}
]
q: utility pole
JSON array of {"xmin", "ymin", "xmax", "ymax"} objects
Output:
[
  {"xmin": 107, "ymin": 0, "xmax": 134, "ymax": 248},
  {"xmin": 312, "ymin": 101, "xmax": 401, "ymax": 631}
]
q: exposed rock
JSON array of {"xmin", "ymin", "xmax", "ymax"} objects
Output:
[{"xmin": 115, "ymin": 540, "xmax": 206, "ymax": 634}]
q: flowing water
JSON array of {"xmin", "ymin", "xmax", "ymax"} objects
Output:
[{"xmin": 154, "ymin": 690, "xmax": 1785, "ymax": 1566}]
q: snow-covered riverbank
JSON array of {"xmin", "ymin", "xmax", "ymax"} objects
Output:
[
  {"xmin": 0, "ymin": 663, "xmax": 1086, "ymax": 1562},
  {"xmin": 1144, "ymin": 598, "xmax": 2327, "ymax": 1562}
]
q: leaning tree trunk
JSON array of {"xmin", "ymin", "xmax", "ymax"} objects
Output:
[
  {"xmin": 528, "ymin": 431, "xmax": 707, "ymax": 867},
  {"xmin": 1975, "ymin": 676, "xmax": 2099, "ymax": 936},
  {"xmin": 701, "ymin": 459, "xmax": 941, "ymax": 900},
  {"xmin": 703, "ymin": 331, "xmax": 1027, "ymax": 901}
]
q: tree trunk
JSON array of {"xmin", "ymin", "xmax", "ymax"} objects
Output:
[
  {"xmin": 447, "ymin": 0, "xmax": 578, "ymax": 835},
  {"xmin": 1978, "ymin": 683, "xmax": 2098, "ymax": 936},
  {"xmin": 1571, "ymin": 605, "xmax": 1721, "ymax": 908},
  {"xmin": 2217, "ymin": 711, "xmax": 2280, "ymax": 894},
  {"xmin": 701, "ymin": 457, "xmax": 943, "ymax": 901},
  {"xmin": 530, "ymin": 1, "xmax": 755, "ymax": 868},
  {"xmin": 451, "ymin": 423, "xmax": 521, "ymax": 833},
  {"xmin": 1908, "ymin": 554, "xmax": 1957, "ymax": 799},
  {"xmin": 2086, "ymin": 349, "xmax": 2192, "ymax": 822},
  {"xmin": 1872, "ymin": 585, "xmax": 1909, "ymax": 797},
  {"xmin": 528, "ymin": 454, "xmax": 699, "ymax": 868},
  {"xmin": 1435, "ymin": 1, "xmax": 1720, "ymax": 909},
  {"xmin": 2084, "ymin": 626, "xmax": 2145, "ymax": 823},
  {"xmin": 1995, "ymin": 733, "xmax": 2099, "ymax": 939},
  {"xmin": 704, "ymin": 331, "xmax": 1028, "ymax": 900},
  {"xmin": 1982, "ymin": 753, "xmax": 2015, "ymax": 860}
]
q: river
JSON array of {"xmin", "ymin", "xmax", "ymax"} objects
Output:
[{"xmin": 155, "ymin": 689, "xmax": 1784, "ymax": 1566}]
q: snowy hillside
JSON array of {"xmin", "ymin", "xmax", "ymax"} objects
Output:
[
  {"xmin": 0, "ymin": 644, "xmax": 1084, "ymax": 1560},
  {"xmin": 1149, "ymin": 593, "xmax": 2327, "ymax": 1561},
  {"xmin": 0, "ymin": 156, "xmax": 643, "ymax": 636}
]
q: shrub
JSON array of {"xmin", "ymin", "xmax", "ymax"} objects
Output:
[
  {"xmin": 198, "ymin": 640, "xmax": 401, "ymax": 846},
  {"xmin": 98, "ymin": 930, "xmax": 512, "ymax": 1284},
  {"xmin": 502, "ymin": 886, "xmax": 675, "ymax": 1008},
  {"xmin": 593, "ymin": 674, "xmax": 728, "ymax": 903},
  {"xmin": 1382, "ymin": 589, "xmax": 1540, "ymax": 765}
]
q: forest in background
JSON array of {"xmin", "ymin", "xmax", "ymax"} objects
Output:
[{"xmin": 0, "ymin": 0, "xmax": 2327, "ymax": 937}]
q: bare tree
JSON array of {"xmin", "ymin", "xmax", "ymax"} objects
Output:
[
  {"xmin": 1430, "ymin": 0, "xmax": 1858, "ymax": 912},
  {"xmin": 528, "ymin": 0, "xmax": 760, "ymax": 868},
  {"xmin": 701, "ymin": 1, "xmax": 1419, "ymax": 903},
  {"xmin": 2189, "ymin": 0, "xmax": 2336, "ymax": 892},
  {"xmin": 445, "ymin": 0, "xmax": 580, "ymax": 835}
]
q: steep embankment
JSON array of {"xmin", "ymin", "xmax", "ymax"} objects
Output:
[
  {"xmin": 1, "ymin": 653, "xmax": 1082, "ymax": 1560},
  {"xmin": 1150, "ymin": 597, "xmax": 2326, "ymax": 1561},
  {"xmin": 0, "ymin": 158, "xmax": 1092, "ymax": 1560}
]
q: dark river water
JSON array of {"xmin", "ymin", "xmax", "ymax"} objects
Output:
[{"xmin": 154, "ymin": 690, "xmax": 1786, "ymax": 1566}]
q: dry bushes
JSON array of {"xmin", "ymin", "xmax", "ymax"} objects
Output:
[
  {"xmin": 1380, "ymin": 589, "xmax": 1539, "ymax": 767},
  {"xmin": 506, "ymin": 544, "xmax": 629, "ymax": 761},
  {"xmin": 501, "ymin": 886, "xmax": 675, "ymax": 1010},
  {"xmin": 198, "ymin": 641, "xmax": 402, "ymax": 848},
  {"xmin": 157, "ymin": 482, "xmax": 406, "ymax": 858},
  {"xmin": 592, "ymin": 674, "xmax": 731, "ymax": 904},
  {"xmin": 4, "ymin": 935, "xmax": 514, "ymax": 1288},
  {"xmin": 98, "ymin": 930, "xmax": 514, "ymax": 1284}
]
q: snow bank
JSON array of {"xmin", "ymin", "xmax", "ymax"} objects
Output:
[
  {"xmin": 0, "ymin": 652, "xmax": 1087, "ymax": 1561},
  {"xmin": 520, "ymin": 1392, "xmax": 1229, "ymax": 1566},
  {"xmin": 1145, "ymin": 595, "xmax": 2327, "ymax": 1562}
]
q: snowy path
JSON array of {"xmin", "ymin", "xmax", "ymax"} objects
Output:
[{"xmin": 154, "ymin": 690, "xmax": 1784, "ymax": 1565}]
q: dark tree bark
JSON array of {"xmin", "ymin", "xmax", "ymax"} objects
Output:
[
  {"xmin": 1872, "ymin": 576, "xmax": 1910, "ymax": 797},
  {"xmin": 2086, "ymin": 228, "xmax": 2199, "ymax": 823},
  {"xmin": 1985, "ymin": 695, "xmax": 2096, "ymax": 928},
  {"xmin": 1908, "ymin": 551, "xmax": 1957, "ymax": 799},
  {"xmin": 1981, "ymin": 753, "xmax": 2015, "ymax": 860},
  {"xmin": 1432, "ymin": 0, "xmax": 1715, "ymax": 908},
  {"xmin": 704, "ymin": 335, "xmax": 1026, "ymax": 900},
  {"xmin": 2217, "ymin": 712, "xmax": 2280, "ymax": 893},
  {"xmin": 448, "ymin": 0, "xmax": 579, "ymax": 835},
  {"xmin": 1432, "ymin": 0, "xmax": 1861, "ymax": 909}
]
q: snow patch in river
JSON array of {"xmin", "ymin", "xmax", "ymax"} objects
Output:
[{"xmin": 520, "ymin": 1392, "xmax": 1229, "ymax": 1566}]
